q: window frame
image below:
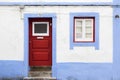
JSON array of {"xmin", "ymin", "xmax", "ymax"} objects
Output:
[
  {"xmin": 73, "ymin": 17, "xmax": 95, "ymax": 43},
  {"xmin": 32, "ymin": 22, "xmax": 49, "ymax": 36}
]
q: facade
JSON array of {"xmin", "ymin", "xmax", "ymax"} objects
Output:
[{"xmin": 0, "ymin": 0, "xmax": 120, "ymax": 80}]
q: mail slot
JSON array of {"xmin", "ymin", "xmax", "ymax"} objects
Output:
[{"xmin": 37, "ymin": 37, "xmax": 44, "ymax": 39}]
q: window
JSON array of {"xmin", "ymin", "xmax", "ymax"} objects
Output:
[
  {"xmin": 70, "ymin": 13, "xmax": 99, "ymax": 50},
  {"xmin": 32, "ymin": 22, "xmax": 49, "ymax": 36},
  {"xmin": 74, "ymin": 17, "xmax": 95, "ymax": 42}
]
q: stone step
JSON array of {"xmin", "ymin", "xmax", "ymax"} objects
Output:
[
  {"xmin": 30, "ymin": 66, "xmax": 51, "ymax": 71},
  {"xmin": 24, "ymin": 77, "xmax": 56, "ymax": 80},
  {"xmin": 29, "ymin": 71, "xmax": 52, "ymax": 77}
]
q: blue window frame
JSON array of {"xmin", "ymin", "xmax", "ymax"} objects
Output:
[{"xmin": 70, "ymin": 12, "xmax": 99, "ymax": 50}]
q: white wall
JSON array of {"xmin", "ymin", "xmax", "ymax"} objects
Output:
[
  {"xmin": 0, "ymin": 0, "xmax": 112, "ymax": 3},
  {"xmin": 0, "ymin": 6, "xmax": 113, "ymax": 63},
  {"xmin": 0, "ymin": 6, "xmax": 24, "ymax": 60}
]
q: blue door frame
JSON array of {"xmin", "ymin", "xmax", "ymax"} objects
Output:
[{"xmin": 24, "ymin": 13, "xmax": 57, "ymax": 77}]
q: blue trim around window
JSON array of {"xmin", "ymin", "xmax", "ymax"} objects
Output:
[
  {"xmin": 70, "ymin": 13, "xmax": 99, "ymax": 50},
  {"xmin": 24, "ymin": 13, "xmax": 57, "ymax": 77}
]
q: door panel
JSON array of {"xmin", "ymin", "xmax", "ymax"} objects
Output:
[
  {"xmin": 32, "ymin": 51, "xmax": 49, "ymax": 61},
  {"xmin": 32, "ymin": 40, "xmax": 49, "ymax": 48},
  {"xmin": 29, "ymin": 18, "xmax": 52, "ymax": 66}
]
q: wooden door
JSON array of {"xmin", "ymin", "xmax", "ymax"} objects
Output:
[{"xmin": 29, "ymin": 18, "xmax": 52, "ymax": 66}]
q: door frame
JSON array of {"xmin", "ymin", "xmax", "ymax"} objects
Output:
[
  {"xmin": 29, "ymin": 18, "xmax": 52, "ymax": 66},
  {"xmin": 24, "ymin": 13, "xmax": 57, "ymax": 77}
]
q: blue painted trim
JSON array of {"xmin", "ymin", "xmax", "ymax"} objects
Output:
[
  {"xmin": 24, "ymin": 13, "xmax": 57, "ymax": 77},
  {"xmin": 0, "ymin": 2, "xmax": 113, "ymax": 6},
  {"xmin": 113, "ymin": 7, "xmax": 120, "ymax": 79},
  {"xmin": 113, "ymin": 0, "xmax": 119, "ymax": 5},
  {"xmin": 0, "ymin": 61, "xmax": 26, "ymax": 78},
  {"xmin": 70, "ymin": 13, "xmax": 99, "ymax": 50},
  {"xmin": 56, "ymin": 63, "xmax": 112, "ymax": 80}
]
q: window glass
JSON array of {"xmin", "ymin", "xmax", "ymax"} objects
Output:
[
  {"xmin": 74, "ymin": 17, "xmax": 94, "ymax": 42},
  {"xmin": 34, "ymin": 24, "xmax": 47, "ymax": 33}
]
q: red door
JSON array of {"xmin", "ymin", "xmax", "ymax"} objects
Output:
[{"xmin": 29, "ymin": 18, "xmax": 52, "ymax": 66}]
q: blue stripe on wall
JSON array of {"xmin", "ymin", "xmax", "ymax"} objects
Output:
[
  {"xmin": 0, "ymin": 61, "xmax": 25, "ymax": 78},
  {"xmin": 56, "ymin": 63, "xmax": 113, "ymax": 80},
  {"xmin": 113, "ymin": 7, "xmax": 120, "ymax": 80},
  {"xmin": 0, "ymin": 2, "xmax": 113, "ymax": 6}
]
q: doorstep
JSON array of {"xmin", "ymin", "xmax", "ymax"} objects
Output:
[{"xmin": 24, "ymin": 77, "xmax": 56, "ymax": 80}]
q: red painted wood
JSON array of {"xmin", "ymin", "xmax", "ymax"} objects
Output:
[
  {"xmin": 29, "ymin": 18, "xmax": 52, "ymax": 66},
  {"xmin": 32, "ymin": 40, "xmax": 49, "ymax": 48},
  {"xmin": 32, "ymin": 51, "xmax": 49, "ymax": 61}
]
